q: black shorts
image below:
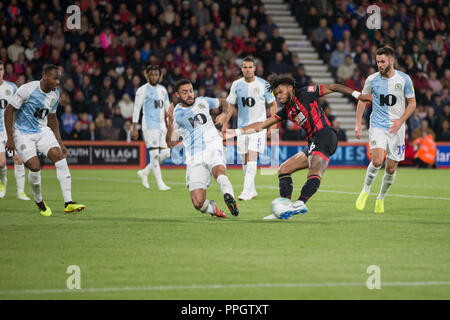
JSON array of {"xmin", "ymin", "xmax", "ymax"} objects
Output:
[{"xmin": 302, "ymin": 127, "xmax": 338, "ymax": 162}]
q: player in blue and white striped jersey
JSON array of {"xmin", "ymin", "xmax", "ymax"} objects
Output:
[
  {"xmin": 4, "ymin": 65, "xmax": 85, "ymax": 216},
  {"xmin": 355, "ymin": 46, "xmax": 416, "ymax": 213},
  {"xmin": 166, "ymin": 79, "xmax": 239, "ymax": 218},
  {"xmin": 226, "ymin": 56, "xmax": 278, "ymax": 201},
  {"xmin": 132, "ymin": 65, "xmax": 171, "ymax": 191},
  {"xmin": 0, "ymin": 62, "xmax": 30, "ymax": 200}
]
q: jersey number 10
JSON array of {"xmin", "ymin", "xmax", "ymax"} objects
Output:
[{"xmin": 34, "ymin": 108, "xmax": 50, "ymax": 119}]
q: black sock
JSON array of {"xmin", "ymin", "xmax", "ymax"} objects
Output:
[
  {"xmin": 299, "ymin": 175, "xmax": 321, "ymax": 203},
  {"xmin": 278, "ymin": 173, "xmax": 293, "ymax": 199}
]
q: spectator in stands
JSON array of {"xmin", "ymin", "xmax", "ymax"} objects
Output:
[
  {"xmin": 60, "ymin": 105, "xmax": 78, "ymax": 140},
  {"xmin": 319, "ymin": 28, "xmax": 335, "ymax": 62},
  {"xmin": 260, "ymin": 15, "xmax": 277, "ymax": 37},
  {"xmin": 346, "ymin": 69, "xmax": 364, "ymax": 92},
  {"xmin": 112, "ymin": 106, "xmax": 126, "ymax": 129},
  {"xmin": 294, "ymin": 66, "xmax": 311, "ymax": 88},
  {"xmin": 412, "ymin": 119, "xmax": 436, "ymax": 141},
  {"xmin": 70, "ymin": 121, "xmax": 90, "ymax": 140},
  {"xmin": 311, "ymin": 17, "xmax": 329, "ymax": 50},
  {"xmin": 438, "ymin": 120, "xmax": 450, "ymax": 141},
  {"xmin": 329, "ymin": 41, "xmax": 348, "ymax": 79},
  {"xmin": 407, "ymin": 107, "xmax": 422, "ymax": 139},
  {"xmin": 333, "ymin": 120, "xmax": 347, "ymax": 142},
  {"xmin": 268, "ymin": 52, "xmax": 288, "ymax": 75},
  {"xmin": 337, "ymin": 54, "xmax": 356, "ymax": 83},
  {"xmin": 119, "ymin": 120, "xmax": 133, "ymax": 142},
  {"xmin": 118, "ymin": 93, "xmax": 134, "ymax": 120},
  {"xmin": 99, "ymin": 118, "xmax": 120, "ymax": 141},
  {"xmin": 331, "ymin": 16, "xmax": 349, "ymax": 42}
]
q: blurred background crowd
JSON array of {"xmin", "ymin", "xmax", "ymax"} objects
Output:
[{"xmin": 0, "ymin": 0, "xmax": 449, "ymax": 143}]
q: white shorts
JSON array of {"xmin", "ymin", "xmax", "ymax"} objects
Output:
[
  {"xmin": 0, "ymin": 132, "xmax": 6, "ymax": 153},
  {"xmin": 237, "ymin": 130, "xmax": 266, "ymax": 154},
  {"xmin": 369, "ymin": 126, "xmax": 406, "ymax": 162},
  {"xmin": 186, "ymin": 147, "xmax": 226, "ymax": 192},
  {"xmin": 13, "ymin": 127, "xmax": 60, "ymax": 162},
  {"xmin": 143, "ymin": 129, "xmax": 168, "ymax": 149}
]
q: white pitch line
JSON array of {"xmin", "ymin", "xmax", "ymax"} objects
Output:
[
  {"xmin": 1, "ymin": 281, "xmax": 450, "ymax": 295},
  {"xmin": 49, "ymin": 175, "xmax": 450, "ymax": 201}
]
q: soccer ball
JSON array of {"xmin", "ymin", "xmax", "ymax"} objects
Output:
[{"xmin": 271, "ymin": 197, "xmax": 293, "ymax": 218}]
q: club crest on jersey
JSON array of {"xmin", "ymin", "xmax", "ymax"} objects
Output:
[
  {"xmin": 5, "ymin": 89, "xmax": 11, "ymax": 96},
  {"xmin": 254, "ymin": 87, "xmax": 260, "ymax": 94},
  {"xmin": 395, "ymin": 83, "xmax": 402, "ymax": 91},
  {"xmin": 307, "ymin": 86, "xmax": 315, "ymax": 92},
  {"xmin": 20, "ymin": 144, "xmax": 26, "ymax": 151},
  {"xmin": 198, "ymin": 103, "xmax": 206, "ymax": 109}
]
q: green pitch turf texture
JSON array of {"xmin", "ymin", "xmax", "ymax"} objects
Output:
[{"xmin": 0, "ymin": 167, "xmax": 449, "ymax": 300}]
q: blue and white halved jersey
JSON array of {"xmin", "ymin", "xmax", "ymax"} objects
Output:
[
  {"xmin": 132, "ymin": 83, "xmax": 170, "ymax": 131},
  {"xmin": 226, "ymin": 76, "xmax": 275, "ymax": 128},
  {"xmin": 173, "ymin": 96, "xmax": 222, "ymax": 163},
  {"xmin": 0, "ymin": 80, "xmax": 17, "ymax": 133},
  {"xmin": 362, "ymin": 70, "xmax": 415, "ymax": 131},
  {"xmin": 8, "ymin": 81, "xmax": 60, "ymax": 134}
]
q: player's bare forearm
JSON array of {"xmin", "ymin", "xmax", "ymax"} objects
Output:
[
  {"xmin": 321, "ymin": 84, "xmax": 354, "ymax": 96},
  {"xmin": 400, "ymin": 98, "xmax": 416, "ymax": 124},
  {"xmin": 218, "ymin": 98, "xmax": 229, "ymax": 114},
  {"xmin": 355, "ymin": 100, "xmax": 366, "ymax": 126},
  {"xmin": 4, "ymin": 105, "xmax": 16, "ymax": 140},
  {"xmin": 47, "ymin": 114, "xmax": 64, "ymax": 145},
  {"xmin": 241, "ymin": 115, "xmax": 280, "ymax": 134}
]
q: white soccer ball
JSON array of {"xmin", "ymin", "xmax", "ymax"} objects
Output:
[{"xmin": 271, "ymin": 197, "xmax": 293, "ymax": 218}]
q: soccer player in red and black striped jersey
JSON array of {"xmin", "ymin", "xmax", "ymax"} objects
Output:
[{"xmin": 227, "ymin": 73, "xmax": 372, "ymax": 219}]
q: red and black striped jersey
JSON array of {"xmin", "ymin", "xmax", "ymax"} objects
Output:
[{"xmin": 274, "ymin": 85, "xmax": 331, "ymax": 141}]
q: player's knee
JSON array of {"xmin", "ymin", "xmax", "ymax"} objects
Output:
[
  {"xmin": 278, "ymin": 163, "xmax": 290, "ymax": 175},
  {"xmin": 385, "ymin": 166, "xmax": 396, "ymax": 175},
  {"xmin": 0, "ymin": 159, "xmax": 6, "ymax": 168},
  {"xmin": 13, "ymin": 154, "xmax": 23, "ymax": 165},
  {"xmin": 27, "ymin": 163, "xmax": 41, "ymax": 172},
  {"xmin": 372, "ymin": 159, "xmax": 383, "ymax": 168},
  {"xmin": 192, "ymin": 198, "xmax": 204, "ymax": 210}
]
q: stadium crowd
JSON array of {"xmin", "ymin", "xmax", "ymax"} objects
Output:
[{"xmin": 0, "ymin": 0, "xmax": 449, "ymax": 143}]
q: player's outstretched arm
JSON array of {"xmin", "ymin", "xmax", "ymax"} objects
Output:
[
  {"xmin": 4, "ymin": 105, "xmax": 17, "ymax": 153},
  {"xmin": 320, "ymin": 84, "xmax": 372, "ymax": 103},
  {"xmin": 165, "ymin": 107, "xmax": 181, "ymax": 149},
  {"xmin": 215, "ymin": 98, "xmax": 231, "ymax": 129},
  {"xmin": 226, "ymin": 115, "xmax": 280, "ymax": 139}
]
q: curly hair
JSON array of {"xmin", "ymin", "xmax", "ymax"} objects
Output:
[{"xmin": 266, "ymin": 73, "xmax": 296, "ymax": 92}]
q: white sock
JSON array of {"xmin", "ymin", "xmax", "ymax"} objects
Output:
[
  {"xmin": 0, "ymin": 166, "xmax": 6, "ymax": 183},
  {"xmin": 28, "ymin": 170, "xmax": 42, "ymax": 203},
  {"xmin": 243, "ymin": 161, "xmax": 257, "ymax": 193},
  {"xmin": 362, "ymin": 162, "xmax": 381, "ymax": 193},
  {"xmin": 158, "ymin": 148, "xmax": 171, "ymax": 164},
  {"xmin": 14, "ymin": 164, "xmax": 26, "ymax": 193},
  {"xmin": 150, "ymin": 149, "xmax": 165, "ymax": 186},
  {"xmin": 55, "ymin": 159, "xmax": 72, "ymax": 203},
  {"xmin": 217, "ymin": 174, "xmax": 234, "ymax": 197},
  {"xmin": 199, "ymin": 199, "xmax": 215, "ymax": 214},
  {"xmin": 377, "ymin": 171, "xmax": 396, "ymax": 200}
]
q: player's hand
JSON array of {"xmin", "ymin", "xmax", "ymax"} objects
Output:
[
  {"xmin": 358, "ymin": 94, "xmax": 372, "ymax": 103},
  {"xmin": 131, "ymin": 129, "xmax": 139, "ymax": 140},
  {"xmin": 60, "ymin": 144, "xmax": 68, "ymax": 158},
  {"xmin": 354, "ymin": 123, "xmax": 362, "ymax": 140},
  {"xmin": 5, "ymin": 138, "xmax": 16, "ymax": 155},
  {"xmin": 389, "ymin": 119, "xmax": 403, "ymax": 134},
  {"xmin": 215, "ymin": 113, "xmax": 226, "ymax": 127}
]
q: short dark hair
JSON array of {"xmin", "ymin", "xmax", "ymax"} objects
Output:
[
  {"xmin": 43, "ymin": 64, "xmax": 60, "ymax": 75},
  {"xmin": 146, "ymin": 64, "xmax": 161, "ymax": 75},
  {"xmin": 175, "ymin": 79, "xmax": 192, "ymax": 92},
  {"xmin": 266, "ymin": 73, "xmax": 295, "ymax": 92},
  {"xmin": 242, "ymin": 56, "xmax": 255, "ymax": 65},
  {"xmin": 376, "ymin": 46, "xmax": 395, "ymax": 57}
]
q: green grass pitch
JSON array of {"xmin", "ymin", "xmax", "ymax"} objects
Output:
[{"xmin": 0, "ymin": 167, "xmax": 449, "ymax": 299}]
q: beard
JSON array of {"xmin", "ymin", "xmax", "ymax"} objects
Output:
[{"xmin": 180, "ymin": 96, "xmax": 195, "ymax": 106}]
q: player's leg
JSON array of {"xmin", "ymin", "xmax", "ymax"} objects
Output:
[
  {"xmin": 356, "ymin": 128, "xmax": 387, "ymax": 211},
  {"xmin": 158, "ymin": 129, "xmax": 171, "ymax": 165},
  {"xmin": 277, "ymin": 151, "xmax": 309, "ymax": 199},
  {"xmin": 0, "ymin": 151, "xmax": 6, "ymax": 198},
  {"xmin": 240, "ymin": 150, "xmax": 258, "ymax": 200},
  {"xmin": 13, "ymin": 153, "xmax": 30, "ymax": 200},
  {"xmin": 188, "ymin": 163, "xmax": 225, "ymax": 218},
  {"xmin": 287, "ymin": 128, "xmax": 338, "ymax": 218},
  {"xmin": 211, "ymin": 164, "xmax": 239, "ymax": 216},
  {"xmin": 374, "ymin": 129, "xmax": 404, "ymax": 213},
  {"xmin": 237, "ymin": 135, "xmax": 250, "ymax": 200},
  {"xmin": 375, "ymin": 158, "xmax": 398, "ymax": 213},
  {"xmin": 42, "ymin": 129, "xmax": 84, "ymax": 214}
]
